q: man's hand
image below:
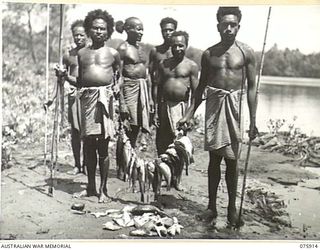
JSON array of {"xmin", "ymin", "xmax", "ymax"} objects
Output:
[
  {"xmin": 54, "ymin": 64, "xmax": 67, "ymax": 78},
  {"xmin": 149, "ymin": 100, "xmax": 154, "ymax": 114},
  {"xmin": 152, "ymin": 113, "xmax": 160, "ymax": 128},
  {"xmin": 120, "ymin": 111, "xmax": 130, "ymax": 122},
  {"xmin": 177, "ymin": 116, "xmax": 191, "ymax": 131},
  {"xmin": 112, "ymin": 84, "xmax": 120, "ymax": 100},
  {"xmin": 248, "ymin": 124, "xmax": 259, "ymax": 141}
]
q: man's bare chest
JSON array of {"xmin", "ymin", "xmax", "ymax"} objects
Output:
[
  {"xmin": 208, "ymin": 49, "xmax": 245, "ymax": 70},
  {"xmin": 125, "ymin": 46, "xmax": 147, "ymax": 64},
  {"xmin": 81, "ymin": 49, "xmax": 114, "ymax": 66}
]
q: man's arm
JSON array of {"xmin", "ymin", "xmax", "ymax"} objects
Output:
[
  {"xmin": 189, "ymin": 61, "xmax": 199, "ymax": 94},
  {"xmin": 182, "ymin": 51, "xmax": 209, "ymax": 122},
  {"xmin": 112, "ymin": 50, "xmax": 122, "ymax": 99},
  {"xmin": 117, "ymin": 43, "xmax": 129, "ymax": 118},
  {"xmin": 149, "ymin": 48, "xmax": 158, "ymax": 111},
  {"xmin": 245, "ymin": 46, "xmax": 258, "ymax": 139}
]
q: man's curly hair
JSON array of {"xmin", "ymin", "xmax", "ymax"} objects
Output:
[
  {"xmin": 171, "ymin": 31, "xmax": 189, "ymax": 47},
  {"xmin": 70, "ymin": 20, "xmax": 84, "ymax": 32},
  {"xmin": 216, "ymin": 7, "xmax": 242, "ymax": 23},
  {"xmin": 160, "ymin": 17, "xmax": 178, "ymax": 29},
  {"xmin": 83, "ymin": 9, "xmax": 114, "ymax": 39}
]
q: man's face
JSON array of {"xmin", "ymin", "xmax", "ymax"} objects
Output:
[
  {"xmin": 171, "ymin": 35, "xmax": 187, "ymax": 60},
  {"xmin": 90, "ymin": 18, "xmax": 108, "ymax": 43},
  {"xmin": 161, "ymin": 23, "xmax": 176, "ymax": 43},
  {"xmin": 128, "ymin": 20, "xmax": 144, "ymax": 42},
  {"xmin": 217, "ymin": 14, "xmax": 240, "ymax": 43},
  {"xmin": 72, "ymin": 26, "xmax": 86, "ymax": 48}
]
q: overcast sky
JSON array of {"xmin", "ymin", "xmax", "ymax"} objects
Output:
[{"xmin": 66, "ymin": 4, "xmax": 320, "ymax": 54}]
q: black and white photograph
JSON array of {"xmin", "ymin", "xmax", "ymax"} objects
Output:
[{"xmin": 1, "ymin": 1, "xmax": 320, "ymax": 244}]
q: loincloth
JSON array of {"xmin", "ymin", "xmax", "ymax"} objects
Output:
[
  {"xmin": 122, "ymin": 77, "xmax": 150, "ymax": 133},
  {"xmin": 204, "ymin": 86, "xmax": 244, "ymax": 159},
  {"xmin": 68, "ymin": 88, "xmax": 81, "ymax": 131},
  {"xmin": 160, "ymin": 100, "xmax": 186, "ymax": 135},
  {"xmin": 156, "ymin": 100, "xmax": 187, "ymax": 155},
  {"xmin": 79, "ymin": 85, "xmax": 115, "ymax": 139}
]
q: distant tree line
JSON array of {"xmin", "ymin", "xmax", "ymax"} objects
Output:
[
  {"xmin": 3, "ymin": 2, "xmax": 320, "ymax": 79},
  {"xmin": 256, "ymin": 44, "xmax": 320, "ymax": 78}
]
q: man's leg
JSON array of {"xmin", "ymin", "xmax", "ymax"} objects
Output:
[
  {"xmin": 84, "ymin": 137, "xmax": 98, "ymax": 196},
  {"xmin": 81, "ymin": 140, "xmax": 87, "ymax": 175},
  {"xmin": 224, "ymin": 158, "xmax": 239, "ymax": 226},
  {"xmin": 97, "ymin": 137, "xmax": 111, "ymax": 203},
  {"xmin": 207, "ymin": 151, "xmax": 223, "ymax": 224},
  {"xmin": 71, "ymin": 127, "xmax": 81, "ymax": 174},
  {"xmin": 127, "ymin": 125, "xmax": 140, "ymax": 148}
]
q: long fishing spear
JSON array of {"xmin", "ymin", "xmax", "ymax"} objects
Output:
[
  {"xmin": 237, "ymin": 6, "xmax": 272, "ymax": 227},
  {"xmin": 44, "ymin": 3, "xmax": 50, "ymax": 168},
  {"xmin": 48, "ymin": 4, "xmax": 65, "ymax": 196}
]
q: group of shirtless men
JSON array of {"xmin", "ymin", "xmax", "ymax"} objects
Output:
[{"xmin": 55, "ymin": 6, "xmax": 258, "ymax": 227}]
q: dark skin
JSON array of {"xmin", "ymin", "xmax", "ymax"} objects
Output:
[
  {"xmin": 117, "ymin": 18, "xmax": 153, "ymax": 148},
  {"xmin": 149, "ymin": 22, "xmax": 176, "ymax": 122},
  {"xmin": 178, "ymin": 14, "xmax": 258, "ymax": 226},
  {"xmin": 156, "ymin": 35, "xmax": 199, "ymax": 190},
  {"xmin": 61, "ymin": 26, "xmax": 86, "ymax": 174},
  {"xmin": 74, "ymin": 18, "xmax": 121, "ymax": 203}
]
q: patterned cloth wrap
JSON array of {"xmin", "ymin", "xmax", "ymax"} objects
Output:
[
  {"xmin": 121, "ymin": 77, "xmax": 150, "ymax": 133},
  {"xmin": 79, "ymin": 85, "xmax": 115, "ymax": 139},
  {"xmin": 204, "ymin": 86, "xmax": 244, "ymax": 160}
]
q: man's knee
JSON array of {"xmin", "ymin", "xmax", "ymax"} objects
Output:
[{"xmin": 97, "ymin": 138, "xmax": 109, "ymax": 158}]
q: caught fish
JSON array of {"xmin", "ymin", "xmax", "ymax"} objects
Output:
[
  {"xmin": 174, "ymin": 135, "xmax": 194, "ymax": 176},
  {"xmin": 167, "ymin": 217, "xmax": 184, "ymax": 236},
  {"xmin": 129, "ymin": 229, "xmax": 157, "ymax": 237},
  {"xmin": 131, "ymin": 204, "xmax": 168, "ymax": 217},
  {"xmin": 103, "ymin": 221, "xmax": 122, "ymax": 231},
  {"xmin": 113, "ymin": 211, "xmax": 134, "ymax": 227}
]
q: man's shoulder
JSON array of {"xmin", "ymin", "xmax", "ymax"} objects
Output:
[
  {"xmin": 236, "ymin": 41, "xmax": 254, "ymax": 54},
  {"xmin": 77, "ymin": 46, "xmax": 88, "ymax": 56},
  {"xmin": 203, "ymin": 43, "xmax": 222, "ymax": 56},
  {"xmin": 107, "ymin": 46, "xmax": 119, "ymax": 56},
  {"xmin": 184, "ymin": 57, "xmax": 198, "ymax": 68}
]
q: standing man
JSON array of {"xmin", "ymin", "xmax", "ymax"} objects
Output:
[
  {"xmin": 63, "ymin": 20, "xmax": 87, "ymax": 175},
  {"xmin": 51, "ymin": 20, "xmax": 87, "ymax": 175},
  {"xmin": 157, "ymin": 31, "xmax": 199, "ymax": 190},
  {"xmin": 66, "ymin": 9, "xmax": 121, "ymax": 203},
  {"xmin": 116, "ymin": 17, "xmax": 152, "ymax": 148},
  {"xmin": 178, "ymin": 7, "xmax": 258, "ymax": 227},
  {"xmin": 149, "ymin": 17, "xmax": 177, "ymax": 127}
]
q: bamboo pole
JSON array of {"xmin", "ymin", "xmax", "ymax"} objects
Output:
[
  {"xmin": 237, "ymin": 6, "xmax": 272, "ymax": 228},
  {"xmin": 49, "ymin": 4, "xmax": 64, "ymax": 196}
]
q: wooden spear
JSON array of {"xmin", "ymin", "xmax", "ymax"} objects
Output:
[
  {"xmin": 237, "ymin": 6, "xmax": 272, "ymax": 227},
  {"xmin": 49, "ymin": 4, "xmax": 64, "ymax": 196}
]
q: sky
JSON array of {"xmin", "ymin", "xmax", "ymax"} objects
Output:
[{"xmin": 66, "ymin": 4, "xmax": 320, "ymax": 54}]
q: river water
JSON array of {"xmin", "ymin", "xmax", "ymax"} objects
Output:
[{"xmin": 195, "ymin": 76, "xmax": 320, "ymax": 136}]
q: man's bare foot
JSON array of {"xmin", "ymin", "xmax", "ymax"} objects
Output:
[
  {"xmin": 73, "ymin": 189, "xmax": 97, "ymax": 198},
  {"xmin": 98, "ymin": 192, "xmax": 111, "ymax": 203},
  {"xmin": 73, "ymin": 167, "xmax": 81, "ymax": 175},
  {"xmin": 196, "ymin": 209, "xmax": 217, "ymax": 223},
  {"xmin": 227, "ymin": 210, "xmax": 244, "ymax": 229},
  {"xmin": 174, "ymin": 183, "xmax": 185, "ymax": 191}
]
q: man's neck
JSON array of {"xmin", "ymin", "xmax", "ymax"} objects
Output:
[
  {"xmin": 161, "ymin": 41, "xmax": 171, "ymax": 49},
  {"xmin": 173, "ymin": 55, "xmax": 184, "ymax": 64},
  {"xmin": 221, "ymin": 39, "xmax": 236, "ymax": 49},
  {"xmin": 92, "ymin": 41, "xmax": 105, "ymax": 49},
  {"xmin": 127, "ymin": 38, "xmax": 138, "ymax": 47}
]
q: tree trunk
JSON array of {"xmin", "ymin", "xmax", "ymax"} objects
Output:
[{"xmin": 27, "ymin": 7, "xmax": 37, "ymax": 64}]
